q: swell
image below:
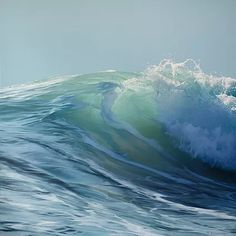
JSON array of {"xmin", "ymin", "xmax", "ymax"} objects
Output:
[{"xmin": 0, "ymin": 60, "xmax": 236, "ymax": 175}]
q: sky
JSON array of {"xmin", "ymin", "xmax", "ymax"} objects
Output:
[{"xmin": 0, "ymin": 0, "xmax": 236, "ymax": 87}]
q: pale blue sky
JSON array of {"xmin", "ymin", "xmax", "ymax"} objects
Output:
[{"xmin": 0, "ymin": 0, "xmax": 236, "ymax": 86}]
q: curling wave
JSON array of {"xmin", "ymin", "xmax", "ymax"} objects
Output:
[{"xmin": 0, "ymin": 60, "xmax": 236, "ymax": 235}]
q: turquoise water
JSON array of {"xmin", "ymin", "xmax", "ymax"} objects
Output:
[{"xmin": 0, "ymin": 60, "xmax": 236, "ymax": 235}]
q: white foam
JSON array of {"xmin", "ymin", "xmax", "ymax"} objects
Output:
[{"xmin": 130, "ymin": 59, "xmax": 236, "ymax": 170}]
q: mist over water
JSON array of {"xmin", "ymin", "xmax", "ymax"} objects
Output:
[
  {"xmin": 1, "ymin": 0, "xmax": 236, "ymax": 86},
  {"xmin": 0, "ymin": 60, "xmax": 236, "ymax": 235}
]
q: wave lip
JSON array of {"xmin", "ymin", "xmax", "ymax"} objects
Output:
[{"xmin": 139, "ymin": 59, "xmax": 236, "ymax": 170}]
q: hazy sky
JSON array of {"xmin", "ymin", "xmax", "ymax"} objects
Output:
[{"xmin": 0, "ymin": 0, "xmax": 236, "ymax": 86}]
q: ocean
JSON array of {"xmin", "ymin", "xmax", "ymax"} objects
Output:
[{"xmin": 0, "ymin": 60, "xmax": 236, "ymax": 235}]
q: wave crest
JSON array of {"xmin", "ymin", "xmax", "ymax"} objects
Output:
[{"xmin": 143, "ymin": 60, "xmax": 236, "ymax": 170}]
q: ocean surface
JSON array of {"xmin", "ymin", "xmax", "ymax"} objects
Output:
[{"xmin": 0, "ymin": 60, "xmax": 236, "ymax": 235}]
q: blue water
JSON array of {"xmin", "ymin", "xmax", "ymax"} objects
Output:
[{"xmin": 1, "ymin": 60, "xmax": 236, "ymax": 235}]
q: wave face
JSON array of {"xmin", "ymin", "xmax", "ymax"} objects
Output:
[{"xmin": 1, "ymin": 60, "xmax": 236, "ymax": 235}]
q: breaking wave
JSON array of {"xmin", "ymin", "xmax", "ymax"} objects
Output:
[{"xmin": 0, "ymin": 60, "xmax": 236, "ymax": 235}]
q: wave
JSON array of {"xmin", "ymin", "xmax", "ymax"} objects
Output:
[
  {"xmin": 117, "ymin": 59, "xmax": 236, "ymax": 170},
  {"xmin": 1, "ymin": 60, "xmax": 236, "ymax": 235},
  {"xmin": 1, "ymin": 60, "xmax": 236, "ymax": 172}
]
